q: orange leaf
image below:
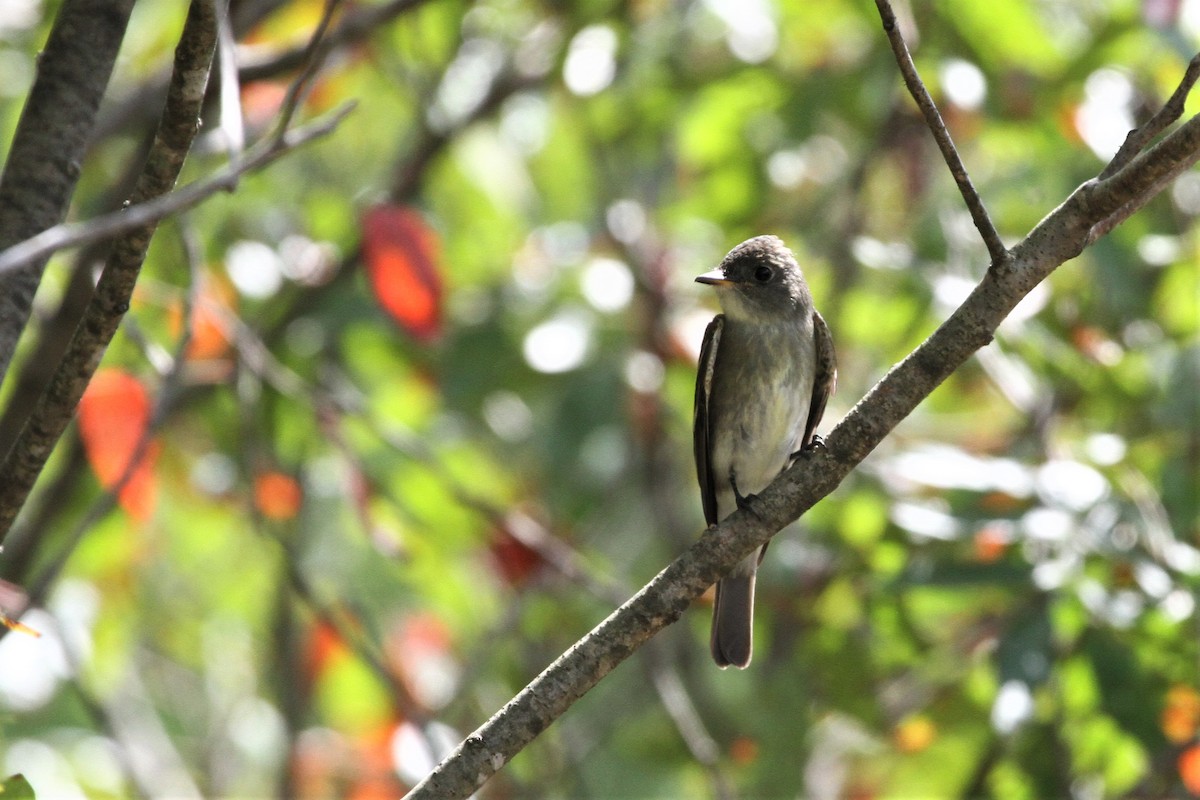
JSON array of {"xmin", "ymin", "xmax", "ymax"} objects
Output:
[
  {"xmin": 167, "ymin": 275, "xmax": 237, "ymax": 362},
  {"xmin": 254, "ymin": 471, "xmax": 303, "ymax": 520},
  {"xmin": 189, "ymin": 278, "xmax": 236, "ymax": 361},
  {"xmin": 240, "ymin": 82, "xmax": 289, "ymax": 128},
  {"xmin": 894, "ymin": 714, "xmax": 938, "ymax": 753},
  {"xmin": 361, "ymin": 205, "xmax": 443, "ymax": 342},
  {"xmin": 1163, "ymin": 685, "xmax": 1200, "ymax": 744},
  {"xmin": 78, "ymin": 369, "xmax": 158, "ymax": 520},
  {"xmin": 1180, "ymin": 743, "xmax": 1200, "ymax": 795},
  {"xmin": 306, "ymin": 620, "xmax": 351, "ymax": 686},
  {"xmin": 973, "ymin": 525, "xmax": 1009, "ymax": 563}
]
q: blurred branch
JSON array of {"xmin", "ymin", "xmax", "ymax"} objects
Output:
[
  {"xmin": 278, "ymin": 537, "xmax": 432, "ymax": 726},
  {"xmin": 0, "ymin": 103, "xmax": 354, "ymax": 279},
  {"xmin": 873, "ymin": 0, "xmax": 1007, "ymax": 265},
  {"xmin": 269, "ymin": 0, "xmax": 343, "ymax": 146},
  {"xmin": 0, "ymin": 6, "xmax": 358, "ymax": 548},
  {"xmin": 0, "ymin": 222, "xmax": 202, "ymax": 646},
  {"xmin": 55, "ymin": 616, "xmax": 182, "ymax": 800},
  {"xmin": 0, "ymin": 0, "xmax": 219, "ymax": 547},
  {"xmin": 0, "ymin": 0, "xmax": 136, "ymax": 384},
  {"xmin": 238, "ymin": 0, "xmax": 434, "ymax": 83},
  {"xmin": 404, "ymin": 45, "xmax": 1200, "ymax": 800},
  {"xmin": 389, "ymin": 68, "xmax": 546, "ymax": 201},
  {"xmin": 642, "ymin": 640, "xmax": 735, "ymax": 800}
]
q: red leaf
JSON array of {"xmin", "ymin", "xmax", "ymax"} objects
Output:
[
  {"xmin": 78, "ymin": 369, "xmax": 159, "ymax": 520},
  {"xmin": 488, "ymin": 527, "xmax": 544, "ymax": 587},
  {"xmin": 361, "ymin": 205, "xmax": 443, "ymax": 342}
]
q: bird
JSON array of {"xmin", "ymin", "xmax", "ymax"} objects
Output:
[{"xmin": 694, "ymin": 235, "xmax": 836, "ymax": 668}]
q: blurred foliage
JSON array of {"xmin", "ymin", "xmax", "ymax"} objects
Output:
[{"xmin": 0, "ymin": 0, "xmax": 1197, "ymax": 798}]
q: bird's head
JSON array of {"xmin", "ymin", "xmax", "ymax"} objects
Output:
[{"xmin": 695, "ymin": 235, "xmax": 811, "ymax": 320}]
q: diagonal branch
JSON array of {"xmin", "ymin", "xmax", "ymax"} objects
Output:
[
  {"xmin": 0, "ymin": 105, "xmax": 354, "ymax": 279},
  {"xmin": 403, "ymin": 49, "xmax": 1200, "ymax": 800},
  {"xmin": 0, "ymin": 0, "xmax": 136, "ymax": 384},
  {"xmin": 1101, "ymin": 51, "xmax": 1200, "ymax": 179},
  {"xmin": 874, "ymin": 0, "xmax": 1008, "ymax": 265},
  {"xmin": 0, "ymin": 0, "xmax": 220, "ymax": 545}
]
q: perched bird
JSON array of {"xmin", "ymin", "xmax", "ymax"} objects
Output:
[{"xmin": 694, "ymin": 235, "xmax": 836, "ymax": 669}]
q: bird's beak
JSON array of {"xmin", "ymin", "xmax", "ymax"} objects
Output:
[{"xmin": 695, "ymin": 268, "xmax": 732, "ymax": 287}]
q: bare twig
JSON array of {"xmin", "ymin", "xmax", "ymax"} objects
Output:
[
  {"xmin": 874, "ymin": 0, "xmax": 1007, "ymax": 265},
  {"xmin": 1084, "ymin": 109, "xmax": 1200, "ymax": 244},
  {"xmin": 0, "ymin": 104, "xmax": 354, "ymax": 279},
  {"xmin": 1100, "ymin": 51, "xmax": 1200, "ymax": 179},
  {"xmin": 1081, "ymin": 50, "xmax": 1200, "ymax": 242},
  {"xmin": 238, "ymin": 0, "xmax": 433, "ymax": 83},
  {"xmin": 270, "ymin": 0, "xmax": 344, "ymax": 145}
]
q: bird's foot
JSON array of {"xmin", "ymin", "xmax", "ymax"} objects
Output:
[
  {"xmin": 789, "ymin": 434, "xmax": 826, "ymax": 462},
  {"xmin": 729, "ymin": 469, "xmax": 764, "ymax": 520}
]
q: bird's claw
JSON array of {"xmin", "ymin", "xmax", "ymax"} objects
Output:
[
  {"xmin": 790, "ymin": 434, "xmax": 826, "ymax": 462},
  {"xmin": 729, "ymin": 469, "xmax": 764, "ymax": 520}
]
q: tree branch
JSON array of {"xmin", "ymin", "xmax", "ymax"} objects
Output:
[
  {"xmin": 0, "ymin": 0, "xmax": 219, "ymax": 544},
  {"xmin": 238, "ymin": 0, "xmax": 434, "ymax": 83},
  {"xmin": 0, "ymin": 0, "xmax": 135, "ymax": 383},
  {"xmin": 873, "ymin": 0, "xmax": 1008, "ymax": 265},
  {"xmin": 1101, "ymin": 51, "xmax": 1200, "ymax": 179},
  {"xmin": 403, "ymin": 49, "xmax": 1200, "ymax": 800},
  {"xmin": 0, "ymin": 105, "xmax": 354, "ymax": 280}
]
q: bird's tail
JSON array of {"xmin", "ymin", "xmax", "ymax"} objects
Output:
[{"xmin": 710, "ymin": 572, "xmax": 755, "ymax": 669}]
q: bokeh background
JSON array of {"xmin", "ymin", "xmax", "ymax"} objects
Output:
[{"xmin": 0, "ymin": 0, "xmax": 1197, "ymax": 797}]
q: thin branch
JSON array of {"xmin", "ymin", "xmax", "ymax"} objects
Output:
[
  {"xmin": 280, "ymin": 537, "xmax": 432, "ymax": 726},
  {"xmin": 238, "ymin": 0, "xmax": 433, "ymax": 83},
  {"xmin": 1100, "ymin": 51, "xmax": 1200, "ymax": 179},
  {"xmin": 1085, "ymin": 108, "xmax": 1200, "ymax": 244},
  {"xmin": 873, "ymin": 0, "xmax": 1007, "ymax": 265},
  {"xmin": 642, "ymin": 640, "xmax": 735, "ymax": 800},
  {"xmin": 270, "ymin": 0, "xmax": 344, "ymax": 145},
  {"xmin": 0, "ymin": 103, "xmax": 354, "ymax": 279},
  {"xmin": 56, "ymin": 620, "xmax": 157, "ymax": 800},
  {"xmin": 403, "ymin": 54, "xmax": 1200, "ymax": 800}
]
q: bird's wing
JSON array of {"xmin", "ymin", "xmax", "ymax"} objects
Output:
[
  {"xmin": 802, "ymin": 309, "xmax": 837, "ymax": 447},
  {"xmin": 694, "ymin": 315, "xmax": 724, "ymax": 527}
]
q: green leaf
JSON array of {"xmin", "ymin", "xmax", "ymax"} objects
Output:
[{"xmin": 1, "ymin": 775, "xmax": 36, "ymax": 800}]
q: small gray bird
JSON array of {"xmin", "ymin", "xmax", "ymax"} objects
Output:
[{"xmin": 694, "ymin": 235, "xmax": 836, "ymax": 669}]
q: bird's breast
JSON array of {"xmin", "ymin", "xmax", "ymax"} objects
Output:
[{"xmin": 707, "ymin": 316, "xmax": 816, "ymax": 519}]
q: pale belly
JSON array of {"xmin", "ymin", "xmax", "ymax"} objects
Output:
[{"xmin": 707, "ymin": 323, "xmax": 813, "ymax": 523}]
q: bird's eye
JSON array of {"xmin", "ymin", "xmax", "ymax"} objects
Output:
[{"xmin": 754, "ymin": 266, "xmax": 773, "ymax": 283}]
